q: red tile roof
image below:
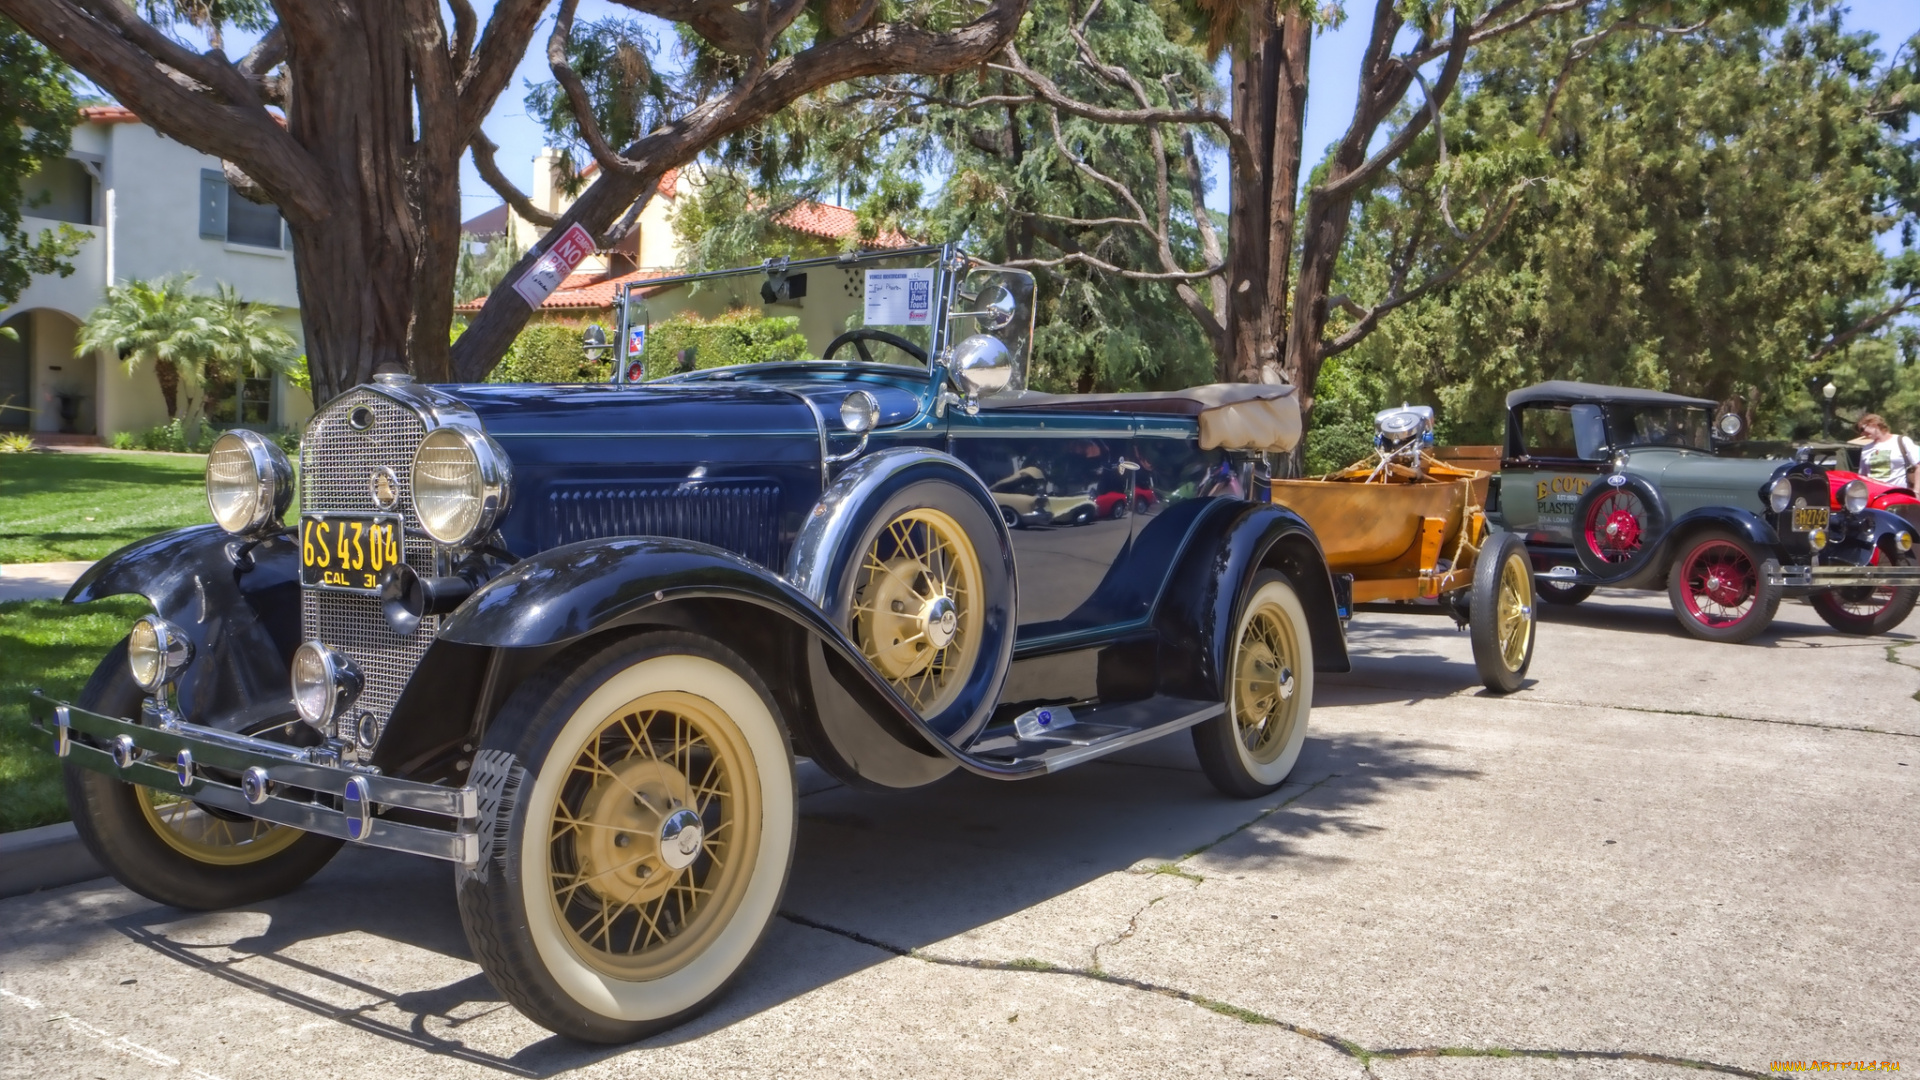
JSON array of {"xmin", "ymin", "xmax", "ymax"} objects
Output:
[
  {"xmin": 78, "ymin": 105, "xmax": 140, "ymax": 124},
  {"xmin": 775, "ymin": 201, "xmax": 913, "ymax": 248}
]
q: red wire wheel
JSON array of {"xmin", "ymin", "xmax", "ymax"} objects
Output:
[
  {"xmin": 1809, "ymin": 549, "xmax": 1919, "ymax": 635},
  {"xmin": 1665, "ymin": 530, "xmax": 1781, "ymax": 643},
  {"xmin": 1582, "ymin": 488, "xmax": 1648, "ymax": 568}
]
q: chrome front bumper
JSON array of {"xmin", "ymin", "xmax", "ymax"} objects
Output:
[
  {"xmin": 29, "ymin": 692, "xmax": 480, "ymax": 866},
  {"xmin": 1765, "ymin": 564, "xmax": 1920, "ymax": 588}
]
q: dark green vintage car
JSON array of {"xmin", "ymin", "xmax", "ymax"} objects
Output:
[{"xmin": 1493, "ymin": 381, "xmax": 1920, "ymax": 642}]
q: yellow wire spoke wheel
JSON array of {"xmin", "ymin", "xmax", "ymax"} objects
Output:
[
  {"xmin": 1470, "ymin": 533, "xmax": 1536, "ymax": 693},
  {"xmin": 849, "ymin": 507, "xmax": 984, "ymax": 717},
  {"xmin": 546, "ymin": 690, "xmax": 763, "ymax": 982},
  {"xmin": 1497, "ymin": 550, "xmax": 1535, "ymax": 673},
  {"xmin": 134, "ymin": 786, "xmax": 303, "ymax": 866},
  {"xmin": 1232, "ymin": 594, "xmax": 1305, "ymax": 766}
]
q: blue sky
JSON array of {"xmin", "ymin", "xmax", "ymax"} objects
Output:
[{"xmin": 457, "ymin": 0, "xmax": 1920, "ymax": 222}]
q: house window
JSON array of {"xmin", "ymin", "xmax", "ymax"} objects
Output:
[
  {"xmin": 22, "ymin": 157, "xmax": 95, "ymax": 226},
  {"xmin": 199, "ymin": 168, "xmax": 285, "ymax": 249},
  {"xmin": 236, "ymin": 377, "xmax": 273, "ymax": 424}
]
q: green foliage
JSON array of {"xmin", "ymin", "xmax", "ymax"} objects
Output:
[
  {"xmin": 1334, "ymin": 3, "xmax": 1920, "ymax": 443},
  {"xmin": 0, "ymin": 18, "xmax": 88, "ymax": 311},
  {"xmin": 111, "ymin": 418, "xmax": 217, "ymax": 454},
  {"xmin": 1302, "ymin": 357, "xmax": 1392, "ymax": 475},
  {"xmin": 1778, "ymin": 334, "xmax": 1920, "ymax": 441},
  {"xmin": 639, "ymin": 311, "xmax": 812, "ymax": 378},
  {"xmin": 1, "ymin": 597, "xmax": 151, "ymax": 831},
  {"xmin": 77, "ymin": 275, "xmax": 300, "ymax": 445},
  {"xmin": 456, "ymin": 231, "xmax": 524, "ymax": 305},
  {"xmin": 0, "ymin": 433, "xmax": 35, "ymax": 454},
  {"xmin": 524, "ymin": 18, "xmax": 669, "ymax": 196},
  {"xmin": 487, "ymin": 323, "xmax": 614, "ymax": 383}
]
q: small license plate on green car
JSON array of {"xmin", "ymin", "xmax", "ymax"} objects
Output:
[
  {"xmin": 1791, "ymin": 506, "xmax": 1827, "ymax": 532},
  {"xmin": 300, "ymin": 513, "xmax": 403, "ymax": 592}
]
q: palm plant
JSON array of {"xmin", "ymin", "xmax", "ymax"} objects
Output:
[
  {"xmin": 206, "ymin": 283, "xmax": 302, "ymax": 390},
  {"xmin": 77, "ymin": 274, "xmax": 298, "ymax": 445}
]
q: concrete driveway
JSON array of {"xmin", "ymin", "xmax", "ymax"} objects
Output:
[{"xmin": 1, "ymin": 591, "xmax": 1914, "ymax": 1079}]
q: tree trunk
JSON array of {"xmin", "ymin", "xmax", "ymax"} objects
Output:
[
  {"xmin": 281, "ymin": 4, "xmax": 423, "ymax": 405},
  {"xmin": 1221, "ymin": 8, "xmax": 1310, "ymax": 385},
  {"xmin": 153, "ymin": 358, "xmax": 179, "ymax": 419}
]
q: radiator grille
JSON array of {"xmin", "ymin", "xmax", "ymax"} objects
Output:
[
  {"xmin": 548, "ymin": 483, "xmax": 784, "ymax": 568},
  {"xmin": 298, "ymin": 388, "xmax": 436, "ymax": 749}
]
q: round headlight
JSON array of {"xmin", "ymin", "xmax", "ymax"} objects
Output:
[
  {"xmin": 1808, "ymin": 527, "xmax": 1829, "ymax": 551},
  {"xmin": 411, "ymin": 427, "xmax": 511, "ymax": 547},
  {"xmin": 840, "ymin": 390, "xmax": 880, "ymax": 434},
  {"xmin": 206, "ymin": 430, "xmax": 293, "ymax": 534},
  {"xmin": 127, "ymin": 616, "xmax": 192, "ymax": 693},
  {"xmin": 290, "ymin": 640, "xmax": 362, "ymax": 729},
  {"xmin": 1841, "ymin": 478, "xmax": 1869, "ymax": 515},
  {"xmin": 1898, "ymin": 531, "xmax": 1914, "ymax": 553},
  {"xmin": 1768, "ymin": 477, "xmax": 1793, "ymax": 514}
]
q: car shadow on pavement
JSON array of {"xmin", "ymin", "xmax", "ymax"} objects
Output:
[{"xmin": 97, "ymin": 727, "xmax": 1477, "ymax": 1075}]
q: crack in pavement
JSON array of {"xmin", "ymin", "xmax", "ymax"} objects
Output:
[
  {"xmin": 782, "ymin": 772, "xmax": 1778, "ymax": 1079},
  {"xmin": 776, "ymin": 911, "xmax": 1772, "ymax": 1080}
]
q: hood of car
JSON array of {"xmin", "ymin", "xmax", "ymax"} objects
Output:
[
  {"xmin": 1627, "ymin": 447, "xmax": 1779, "ymax": 514},
  {"xmin": 440, "ymin": 381, "xmax": 832, "ymax": 563}
]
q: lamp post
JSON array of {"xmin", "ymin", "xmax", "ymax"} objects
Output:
[{"xmin": 1822, "ymin": 380, "xmax": 1838, "ymax": 440}]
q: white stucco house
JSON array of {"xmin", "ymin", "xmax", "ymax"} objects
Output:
[{"xmin": 0, "ymin": 105, "xmax": 313, "ymax": 441}]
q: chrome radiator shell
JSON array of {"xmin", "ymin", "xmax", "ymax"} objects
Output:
[{"xmin": 298, "ymin": 387, "xmax": 439, "ymax": 749}]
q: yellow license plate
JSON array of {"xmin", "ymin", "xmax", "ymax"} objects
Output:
[
  {"xmin": 1792, "ymin": 506, "xmax": 1827, "ymax": 532},
  {"xmin": 300, "ymin": 513, "xmax": 404, "ymax": 593}
]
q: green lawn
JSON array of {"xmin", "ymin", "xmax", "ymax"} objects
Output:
[
  {"xmin": 0, "ymin": 597, "xmax": 148, "ymax": 831},
  {"xmin": 0, "ymin": 450, "xmax": 210, "ymax": 564}
]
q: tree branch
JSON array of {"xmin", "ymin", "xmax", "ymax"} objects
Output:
[
  {"xmin": 0, "ymin": 0, "xmax": 328, "ymax": 222},
  {"xmin": 992, "ymin": 45, "xmax": 1254, "ymax": 181},
  {"xmin": 470, "ymin": 130, "xmax": 560, "ymax": 228},
  {"xmin": 1806, "ymin": 289, "xmax": 1920, "ymax": 365},
  {"xmin": 1322, "ymin": 192, "xmax": 1525, "ymax": 358},
  {"xmin": 446, "ymin": 0, "xmax": 477, "ymax": 78},
  {"xmin": 607, "ymin": 0, "xmax": 809, "ymax": 57},
  {"xmin": 456, "ymin": 0, "xmax": 551, "ymax": 134},
  {"xmin": 1316, "ymin": 9, "xmax": 1473, "ymax": 204}
]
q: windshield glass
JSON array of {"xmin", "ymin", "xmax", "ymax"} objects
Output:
[
  {"xmin": 1606, "ymin": 405, "xmax": 1711, "ymax": 451},
  {"xmin": 627, "ymin": 249, "xmax": 946, "ymax": 377}
]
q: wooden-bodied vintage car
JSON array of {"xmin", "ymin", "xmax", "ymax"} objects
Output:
[
  {"xmin": 32, "ymin": 245, "xmax": 1347, "ymax": 1043},
  {"xmin": 1494, "ymin": 380, "xmax": 1920, "ymax": 641}
]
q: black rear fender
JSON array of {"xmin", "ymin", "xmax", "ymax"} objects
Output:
[
  {"xmin": 64, "ymin": 524, "xmax": 302, "ymax": 733},
  {"xmin": 1151, "ymin": 502, "xmax": 1350, "ymax": 703}
]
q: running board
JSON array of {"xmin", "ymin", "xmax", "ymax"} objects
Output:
[{"xmin": 964, "ymin": 696, "xmax": 1222, "ymax": 773}]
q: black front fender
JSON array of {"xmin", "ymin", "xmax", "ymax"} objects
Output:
[
  {"xmin": 435, "ymin": 537, "xmax": 969, "ymax": 774},
  {"xmin": 65, "ymin": 524, "xmax": 303, "ymax": 731}
]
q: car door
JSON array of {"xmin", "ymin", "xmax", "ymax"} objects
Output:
[
  {"xmin": 948, "ymin": 409, "xmax": 1135, "ymax": 633},
  {"xmin": 1502, "ymin": 401, "xmax": 1610, "ymax": 543}
]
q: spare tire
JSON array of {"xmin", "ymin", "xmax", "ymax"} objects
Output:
[
  {"xmin": 1572, "ymin": 473, "xmax": 1668, "ymax": 579},
  {"xmin": 788, "ymin": 449, "xmax": 1015, "ymax": 745}
]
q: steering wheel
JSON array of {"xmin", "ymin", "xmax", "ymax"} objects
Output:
[{"xmin": 823, "ymin": 328, "xmax": 928, "ymax": 366}]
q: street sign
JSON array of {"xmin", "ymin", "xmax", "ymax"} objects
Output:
[{"xmin": 511, "ymin": 223, "xmax": 597, "ymax": 309}]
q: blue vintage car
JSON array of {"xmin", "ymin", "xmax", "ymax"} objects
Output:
[{"xmin": 33, "ymin": 245, "xmax": 1346, "ymax": 1042}]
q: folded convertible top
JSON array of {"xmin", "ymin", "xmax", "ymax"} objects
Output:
[{"xmin": 981, "ymin": 383, "xmax": 1302, "ymax": 453}]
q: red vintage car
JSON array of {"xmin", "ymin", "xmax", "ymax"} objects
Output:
[{"xmin": 1815, "ymin": 468, "xmax": 1920, "ymax": 632}]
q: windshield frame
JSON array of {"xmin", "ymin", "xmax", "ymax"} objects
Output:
[{"xmin": 617, "ymin": 244, "xmax": 968, "ymax": 380}]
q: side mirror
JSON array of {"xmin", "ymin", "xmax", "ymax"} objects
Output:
[
  {"xmin": 951, "ymin": 334, "xmax": 1012, "ymax": 402},
  {"xmin": 583, "ymin": 325, "xmax": 609, "ymax": 354},
  {"xmin": 951, "ymin": 284, "xmax": 1018, "ymax": 331}
]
